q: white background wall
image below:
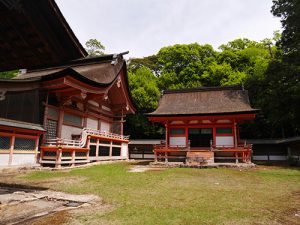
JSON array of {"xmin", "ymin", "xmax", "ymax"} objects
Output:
[
  {"xmin": 216, "ymin": 136, "xmax": 234, "ymax": 147},
  {"xmin": 12, "ymin": 154, "xmax": 36, "ymax": 165},
  {"xmin": 61, "ymin": 125, "xmax": 82, "ymax": 139},
  {"xmin": 0, "ymin": 153, "xmax": 36, "ymax": 166},
  {"xmin": 169, "ymin": 137, "xmax": 186, "ymax": 147},
  {"xmin": 86, "ymin": 118, "xmax": 98, "ymax": 130},
  {"xmin": 101, "ymin": 121, "xmax": 110, "ymax": 132},
  {"xmin": 0, "ymin": 154, "xmax": 9, "ymax": 166},
  {"xmin": 121, "ymin": 143, "xmax": 128, "ymax": 158}
]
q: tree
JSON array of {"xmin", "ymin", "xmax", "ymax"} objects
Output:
[
  {"xmin": 272, "ymin": 0, "xmax": 300, "ymax": 64},
  {"xmin": 157, "ymin": 43, "xmax": 216, "ymax": 90},
  {"xmin": 128, "ymin": 66, "xmax": 160, "ymax": 112},
  {"xmin": 126, "ymin": 37, "xmax": 289, "ymax": 138},
  {"xmin": 125, "ymin": 66, "xmax": 163, "ymax": 139},
  {"xmin": 128, "ymin": 55, "xmax": 159, "ymax": 76},
  {"xmin": 85, "ymin": 39, "xmax": 105, "ymax": 56}
]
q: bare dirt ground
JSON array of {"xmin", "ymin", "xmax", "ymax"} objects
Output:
[
  {"xmin": 0, "ymin": 169, "xmax": 105, "ymax": 225},
  {"xmin": 0, "ymin": 183, "xmax": 101, "ymax": 225}
]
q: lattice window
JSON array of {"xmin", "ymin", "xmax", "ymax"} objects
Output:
[
  {"xmin": 75, "ymin": 152, "xmax": 86, "ymax": 157},
  {"xmin": 62, "ymin": 152, "xmax": 72, "ymax": 157},
  {"xmin": 46, "ymin": 119, "xmax": 57, "ymax": 139},
  {"xmin": 0, "ymin": 136, "xmax": 10, "ymax": 150},
  {"xmin": 14, "ymin": 138, "xmax": 35, "ymax": 151},
  {"xmin": 43, "ymin": 151, "xmax": 56, "ymax": 157}
]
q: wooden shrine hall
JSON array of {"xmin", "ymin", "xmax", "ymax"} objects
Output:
[
  {"xmin": 0, "ymin": 54, "xmax": 136, "ymax": 167},
  {"xmin": 147, "ymin": 86, "xmax": 258, "ymax": 164},
  {"xmin": 0, "ymin": 0, "xmax": 136, "ymax": 167}
]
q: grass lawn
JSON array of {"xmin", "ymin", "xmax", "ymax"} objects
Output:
[{"xmin": 19, "ymin": 162, "xmax": 300, "ymax": 225}]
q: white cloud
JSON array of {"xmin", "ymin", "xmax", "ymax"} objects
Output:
[{"xmin": 56, "ymin": 0, "xmax": 281, "ymax": 58}]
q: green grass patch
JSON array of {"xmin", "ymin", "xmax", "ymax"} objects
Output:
[{"xmin": 22, "ymin": 163, "xmax": 300, "ymax": 225}]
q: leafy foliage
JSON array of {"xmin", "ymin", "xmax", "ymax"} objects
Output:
[
  {"xmin": 128, "ymin": 66, "xmax": 160, "ymax": 112},
  {"xmin": 0, "ymin": 70, "xmax": 18, "ymax": 78},
  {"xmin": 126, "ymin": 39, "xmax": 280, "ymax": 138},
  {"xmin": 85, "ymin": 39, "xmax": 105, "ymax": 56},
  {"xmin": 272, "ymin": 0, "xmax": 300, "ymax": 64}
]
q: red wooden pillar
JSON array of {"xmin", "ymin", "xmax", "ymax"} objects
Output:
[
  {"xmin": 83, "ymin": 116, "xmax": 87, "ymax": 128},
  {"xmin": 109, "ymin": 140, "xmax": 113, "ymax": 158},
  {"xmin": 120, "ymin": 117, "xmax": 124, "ymax": 136},
  {"xmin": 185, "ymin": 127, "xmax": 189, "ymax": 147},
  {"xmin": 57, "ymin": 107, "xmax": 64, "ymax": 138},
  {"xmin": 233, "ymin": 120, "xmax": 238, "ymax": 148},
  {"xmin": 71, "ymin": 149, "xmax": 75, "ymax": 167},
  {"xmin": 121, "ymin": 109, "xmax": 124, "ymax": 136},
  {"xmin": 86, "ymin": 136, "xmax": 90, "ymax": 162},
  {"xmin": 96, "ymin": 138, "xmax": 99, "ymax": 161},
  {"xmin": 8, "ymin": 135, "xmax": 15, "ymax": 166},
  {"xmin": 34, "ymin": 136, "xmax": 39, "ymax": 163},
  {"xmin": 165, "ymin": 122, "xmax": 168, "ymax": 149},
  {"xmin": 42, "ymin": 92, "xmax": 49, "ymax": 144},
  {"xmin": 56, "ymin": 147, "xmax": 62, "ymax": 168},
  {"xmin": 213, "ymin": 127, "xmax": 216, "ymax": 147}
]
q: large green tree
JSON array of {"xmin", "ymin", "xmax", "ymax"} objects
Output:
[
  {"xmin": 157, "ymin": 43, "xmax": 216, "ymax": 90},
  {"xmin": 126, "ymin": 39, "xmax": 279, "ymax": 138},
  {"xmin": 125, "ymin": 66, "xmax": 163, "ymax": 139},
  {"xmin": 128, "ymin": 66, "xmax": 160, "ymax": 112},
  {"xmin": 272, "ymin": 0, "xmax": 300, "ymax": 64}
]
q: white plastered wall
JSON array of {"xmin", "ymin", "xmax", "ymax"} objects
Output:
[
  {"xmin": 0, "ymin": 153, "xmax": 36, "ymax": 166},
  {"xmin": 61, "ymin": 125, "xmax": 82, "ymax": 139},
  {"xmin": 169, "ymin": 137, "xmax": 186, "ymax": 147},
  {"xmin": 100, "ymin": 121, "xmax": 110, "ymax": 132},
  {"xmin": 0, "ymin": 154, "xmax": 9, "ymax": 166},
  {"xmin": 216, "ymin": 136, "xmax": 234, "ymax": 147},
  {"xmin": 121, "ymin": 143, "xmax": 128, "ymax": 159},
  {"xmin": 12, "ymin": 153, "xmax": 36, "ymax": 166},
  {"xmin": 86, "ymin": 118, "xmax": 98, "ymax": 130}
]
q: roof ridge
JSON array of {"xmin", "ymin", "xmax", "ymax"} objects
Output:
[
  {"xmin": 163, "ymin": 85, "xmax": 243, "ymax": 94},
  {"xmin": 25, "ymin": 51, "xmax": 129, "ymax": 73}
]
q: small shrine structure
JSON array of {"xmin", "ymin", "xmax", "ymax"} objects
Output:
[{"xmin": 147, "ymin": 86, "xmax": 258, "ymax": 164}]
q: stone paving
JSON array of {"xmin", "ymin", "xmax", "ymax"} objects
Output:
[{"xmin": 0, "ymin": 185, "xmax": 100, "ymax": 225}]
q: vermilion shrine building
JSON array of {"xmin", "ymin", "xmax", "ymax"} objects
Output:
[
  {"xmin": 0, "ymin": 55, "xmax": 136, "ymax": 167},
  {"xmin": 147, "ymin": 86, "xmax": 258, "ymax": 164},
  {"xmin": 0, "ymin": 0, "xmax": 136, "ymax": 167}
]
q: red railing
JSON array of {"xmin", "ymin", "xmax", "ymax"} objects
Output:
[
  {"xmin": 153, "ymin": 143, "xmax": 253, "ymax": 163},
  {"xmin": 45, "ymin": 128, "xmax": 129, "ymax": 148}
]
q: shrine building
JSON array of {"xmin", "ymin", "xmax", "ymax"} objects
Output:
[
  {"xmin": 0, "ymin": 0, "xmax": 136, "ymax": 167},
  {"xmin": 147, "ymin": 86, "xmax": 258, "ymax": 164}
]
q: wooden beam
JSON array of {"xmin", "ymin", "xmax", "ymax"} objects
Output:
[{"xmin": 57, "ymin": 108, "xmax": 64, "ymax": 138}]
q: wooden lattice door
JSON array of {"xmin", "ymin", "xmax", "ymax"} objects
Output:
[{"xmin": 46, "ymin": 119, "xmax": 57, "ymax": 139}]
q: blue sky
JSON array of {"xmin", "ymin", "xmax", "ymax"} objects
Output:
[{"xmin": 56, "ymin": 0, "xmax": 282, "ymax": 58}]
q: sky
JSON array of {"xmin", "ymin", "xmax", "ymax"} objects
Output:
[{"xmin": 56, "ymin": 0, "xmax": 282, "ymax": 58}]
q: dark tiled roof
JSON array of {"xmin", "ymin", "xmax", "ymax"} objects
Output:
[
  {"xmin": 0, "ymin": 0, "xmax": 87, "ymax": 72},
  {"xmin": 0, "ymin": 118, "xmax": 45, "ymax": 132},
  {"xmin": 13, "ymin": 54, "xmax": 125, "ymax": 87},
  {"xmin": 148, "ymin": 86, "xmax": 258, "ymax": 116}
]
